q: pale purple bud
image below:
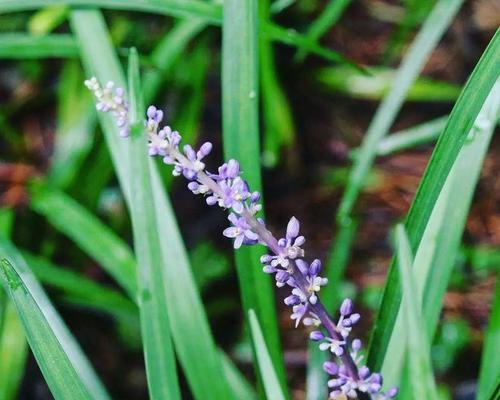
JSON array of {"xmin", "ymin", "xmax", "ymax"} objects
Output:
[
  {"xmin": 260, "ymin": 254, "xmax": 272, "ymax": 263},
  {"xmin": 340, "ymin": 298, "xmax": 353, "ymax": 316},
  {"xmin": 198, "ymin": 142, "xmax": 212, "ymax": 157},
  {"xmin": 323, "ymin": 361, "xmax": 339, "ymax": 376},
  {"xmin": 309, "ymin": 259, "xmax": 321, "ymax": 275},
  {"xmin": 275, "ymin": 271, "xmax": 290, "ymax": 284},
  {"xmin": 226, "ymin": 159, "xmax": 240, "ymax": 178},
  {"xmin": 286, "ymin": 216, "xmax": 300, "ymax": 239},
  {"xmin": 309, "ymin": 331, "xmax": 324, "ymax": 341},
  {"xmin": 284, "ymin": 295, "xmax": 300, "ymax": 306},
  {"xmin": 250, "ymin": 191, "xmax": 260, "ymax": 202},
  {"xmin": 386, "ymin": 388, "xmax": 398, "ymax": 398},
  {"xmin": 295, "ymin": 259, "xmax": 309, "ymax": 275},
  {"xmin": 358, "ymin": 366, "xmax": 370, "ymax": 379},
  {"xmin": 262, "ymin": 265, "xmax": 276, "ymax": 274},
  {"xmin": 349, "ymin": 313, "xmax": 361, "ymax": 325},
  {"xmin": 352, "ymin": 339, "xmax": 362, "ymax": 352}
]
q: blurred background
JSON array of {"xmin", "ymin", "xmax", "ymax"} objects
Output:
[{"xmin": 0, "ymin": 0, "xmax": 499, "ymax": 399}]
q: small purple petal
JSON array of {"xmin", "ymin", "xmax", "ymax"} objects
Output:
[
  {"xmin": 286, "ymin": 216, "xmax": 300, "ymax": 239},
  {"xmin": 340, "ymin": 298, "xmax": 353, "ymax": 316},
  {"xmin": 309, "ymin": 331, "xmax": 325, "ymax": 341},
  {"xmin": 323, "ymin": 361, "xmax": 339, "ymax": 376}
]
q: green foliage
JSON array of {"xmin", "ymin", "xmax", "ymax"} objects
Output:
[
  {"xmin": 0, "ymin": 241, "xmax": 110, "ymax": 400},
  {"xmin": 368, "ymin": 30, "xmax": 500, "ymax": 371},
  {"xmin": 248, "ymin": 309, "xmax": 287, "ymax": 400},
  {"xmin": 395, "ymin": 225, "xmax": 438, "ymax": 398}
]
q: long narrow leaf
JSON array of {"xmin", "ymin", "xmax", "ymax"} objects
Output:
[
  {"xmin": 0, "ymin": 0, "xmax": 356, "ymax": 67},
  {"xmin": 30, "ymin": 186, "xmax": 137, "ymax": 299},
  {"xmin": 381, "ymin": 81, "xmax": 500, "ymax": 388},
  {"xmin": 337, "ymin": 0, "xmax": 463, "ymax": 220},
  {"xmin": 0, "ymin": 240, "xmax": 110, "ymax": 400},
  {"xmin": 295, "ymin": 0, "xmax": 352, "ymax": 61},
  {"xmin": 248, "ymin": 309, "xmax": 287, "ymax": 400},
  {"xmin": 0, "ymin": 33, "xmax": 77, "ymax": 58},
  {"xmin": 395, "ymin": 225, "xmax": 438, "ymax": 398},
  {"xmin": 127, "ymin": 48, "xmax": 181, "ymax": 400},
  {"xmin": 222, "ymin": 0, "xmax": 287, "ymax": 393},
  {"xmin": 0, "ymin": 210, "xmax": 27, "ymax": 400},
  {"xmin": 367, "ymin": 29, "xmax": 500, "ymax": 371},
  {"xmin": 477, "ymin": 278, "xmax": 500, "ymax": 400},
  {"xmin": 259, "ymin": 0, "xmax": 295, "ymax": 167}
]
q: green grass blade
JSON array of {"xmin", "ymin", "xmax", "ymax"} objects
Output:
[
  {"xmin": 259, "ymin": 0, "xmax": 295, "ymax": 167},
  {"xmin": 142, "ymin": 18, "xmax": 207, "ymax": 102},
  {"xmin": 248, "ymin": 309, "xmax": 287, "ymax": 400},
  {"xmin": 0, "ymin": 33, "xmax": 78, "ymax": 58},
  {"xmin": 0, "ymin": 0, "xmax": 222, "ymax": 22},
  {"xmin": 0, "ymin": 295, "xmax": 27, "ymax": 400},
  {"xmin": 71, "ymin": 9, "xmax": 237, "ymax": 399},
  {"xmin": 478, "ymin": 278, "xmax": 500, "ymax": 400},
  {"xmin": 127, "ymin": 48, "xmax": 181, "ymax": 400},
  {"xmin": 336, "ymin": 0, "xmax": 463, "ymax": 221},
  {"xmin": 0, "ymin": 209, "xmax": 27, "ymax": 400},
  {"xmin": 0, "ymin": 1, "xmax": 356, "ymax": 67},
  {"xmin": 374, "ymin": 115, "xmax": 448, "ymax": 156},
  {"xmin": 262, "ymin": 23, "xmax": 363, "ymax": 71},
  {"xmin": 367, "ymin": 30, "xmax": 500, "ymax": 371},
  {"xmin": 220, "ymin": 350, "xmax": 257, "ymax": 400},
  {"xmin": 318, "ymin": 66, "xmax": 461, "ymax": 102},
  {"xmin": 22, "ymin": 252, "xmax": 137, "ymax": 320},
  {"xmin": 30, "ymin": 186, "xmax": 137, "ymax": 299},
  {"xmin": 395, "ymin": 225, "xmax": 438, "ymax": 398},
  {"xmin": 382, "ymin": 81, "xmax": 499, "ymax": 387},
  {"xmin": 0, "ymin": 241, "xmax": 110, "ymax": 400},
  {"xmin": 222, "ymin": 0, "xmax": 287, "ymax": 393},
  {"xmin": 295, "ymin": 0, "xmax": 352, "ymax": 61},
  {"xmin": 49, "ymin": 60, "xmax": 97, "ymax": 189},
  {"xmin": 28, "ymin": 5, "xmax": 68, "ymax": 35},
  {"xmin": 270, "ymin": 0, "xmax": 295, "ymax": 13}
]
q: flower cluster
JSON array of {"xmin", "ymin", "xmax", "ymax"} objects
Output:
[
  {"xmin": 86, "ymin": 77, "xmax": 398, "ymax": 399},
  {"xmin": 84, "ymin": 77, "xmax": 129, "ymax": 138},
  {"xmin": 312, "ymin": 300, "xmax": 398, "ymax": 399}
]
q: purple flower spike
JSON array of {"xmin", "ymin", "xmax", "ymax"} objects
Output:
[{"xmin": 86, "ymin": 77, "xmax": 398, "ymax": 400}]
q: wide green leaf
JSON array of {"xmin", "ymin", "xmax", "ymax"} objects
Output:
[
  {"xmin": 0, "ymin": 240, "xmax": 110, "ymax": 400},
  {"xmin": 367, "ymin": 29, "xmax": 500, "ymax": 371}
]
